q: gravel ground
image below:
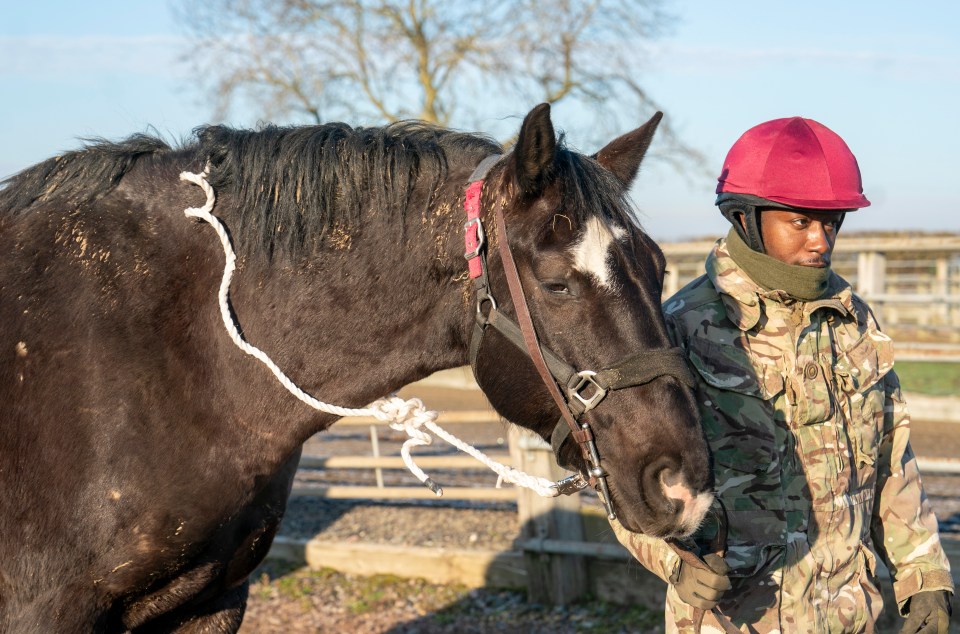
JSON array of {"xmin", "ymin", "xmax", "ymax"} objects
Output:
[{"xmin": 275, "ymin": 497, "xmax": 520, "ymax": 549}]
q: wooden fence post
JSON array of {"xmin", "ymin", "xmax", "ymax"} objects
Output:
[
  {"xmin": 936, "ymin": 256, "xmax": 950, "ymax": 324},
  {"xmin": 664, "ymin": 266, "xmax": 681, "ymax": 298},
  {"xmin": 858, "ymin": 250, "xmax": 888, "ymax": 323},
  {"xmin": 508, "ymin": 426, "xmax": 587, "ymax": 605}
]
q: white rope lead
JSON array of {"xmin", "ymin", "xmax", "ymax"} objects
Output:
[{"xmin": 179, "ymin": 170, "xmax": 559, "ymax": 499}]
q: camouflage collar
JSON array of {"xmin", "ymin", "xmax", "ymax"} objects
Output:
[{"xmin": 706, "ymin": 238, "xmax": 857, "ymax": 330}]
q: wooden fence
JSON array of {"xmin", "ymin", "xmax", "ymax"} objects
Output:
[
  {"xmin": 662, "ymin": 233, "xmax": 960, "ymax": 352},
  {"xmin": 295, "ymin": 410, "xmax": 516, "ymax": 502},
  {"xmin": 293, "ymin": 412, "xmax": 608, "ymax": 603},
  {"xmin": 290, "ymin": 407, "xmax": 960, "ymax": 603}
]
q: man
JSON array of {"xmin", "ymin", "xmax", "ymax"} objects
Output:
[{"xmin": 613, "ymin": 117, "xmax": 954, "ymax": 632}]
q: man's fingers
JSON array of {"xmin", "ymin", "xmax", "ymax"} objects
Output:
[
  {"xmin": 913, "ymin": 621, "xmax": 944, "ymax": 634},
  {"xmin": 687, "ymin": 577, "xmax": 730, "ymax": 609},
  {"xmin": 900, "ymin": 607, "xmax": 950, "ymax": 634},
  {"xmin": 694, "ymin": 585, "xmax": 726, "ymax": 602},
  {"xmin": 898, "ymin": 613, "xmax": 923, "ymax": 634},
  {"xmin": 704, "ymin": 553, "xmax": 731, "ymax": 575},
  {"xmin": 673, "ymin": 557, "xmax": 733, "ymax": 611},
  {"xmin": 684, "ymin": 591, "xmax": 720, "ymax": 611},
  {"xmin": 675, "ymin": 578, "xmax": 724, "ymax": 610},
  {"xmin": 697, "ymin": 572, "xmax": 732, "ymax": 592},
  {"xmin": 912, "ymin": 609, "xmax": 950, "ymax": 634}
]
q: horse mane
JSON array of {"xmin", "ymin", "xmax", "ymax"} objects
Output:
[
  {"xmin": 198, "ymin": 122, "xmax": 502, "ymax": 260},
  {"xmin": 0, "ymin": 122, "xmax": 503, "ymax": 261},
  {"xmin": 0, "ymin": 121, "xmax": 639, "ymax": 261},
  {"xmin": 0, "ymin": 134, "xmax": 173, "ymax": 215}
]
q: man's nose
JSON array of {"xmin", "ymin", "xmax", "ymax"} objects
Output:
[{"xmin": 807, "ymin": 224, "xmax": 832, "ymax": 253}]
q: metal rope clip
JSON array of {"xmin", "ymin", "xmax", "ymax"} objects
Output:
[{"xmin": 550, "ymin": 473, "xmax": 590, "ymax": 496}]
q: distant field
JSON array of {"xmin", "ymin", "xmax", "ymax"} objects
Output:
[
  {"xmin": 418, "ymin": 363, "xmax": 959, "ymax": 398},
  {"xmin": 895, "ymin": 361, "xmax": 960, "ymax": 397}
]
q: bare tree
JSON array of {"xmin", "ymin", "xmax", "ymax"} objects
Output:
[{"xmin": 176, "ymin": 0, "xmax": 706, "ymax": 173}]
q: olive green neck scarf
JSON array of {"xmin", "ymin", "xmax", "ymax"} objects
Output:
[{"xmin": 725, "ymin": 228, "xmax": 831, "ymax": 301}]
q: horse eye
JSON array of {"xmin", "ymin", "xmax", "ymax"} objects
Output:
[{"xmin": 543, "ymin": 282, "xmax": 570, "ymax": 295}]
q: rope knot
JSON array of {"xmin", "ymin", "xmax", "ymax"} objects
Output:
[{"xmin": 371, "ymin": 396, "xmax": 439, "ymax": 430}]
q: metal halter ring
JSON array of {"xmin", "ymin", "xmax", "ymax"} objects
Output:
[
  {"xmin": 567, "ymin": 370, "xmax": 607, "ymax": 412},
  {"xmin": 476, "ymin": 292, "xmax": 497, "ymax": 316}
]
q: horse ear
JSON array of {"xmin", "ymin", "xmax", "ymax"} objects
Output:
[
  {"xmin": 593, "ymin": 111, "xmax": 663, "ymax": 187},
  {"xmin": 513, "ymin": 103, "xmax": 557, "ymax": 195}
]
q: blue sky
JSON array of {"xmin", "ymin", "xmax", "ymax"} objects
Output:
[{"xmin": 1, "ymin": 1, "xmax": 957, "ymax": 240}]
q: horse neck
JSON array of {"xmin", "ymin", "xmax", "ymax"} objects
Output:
[{"xmin": 219, "ymin": 186, "xmax": 476, "ymax": 427}]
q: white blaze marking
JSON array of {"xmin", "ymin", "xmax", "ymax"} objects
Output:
[{"xmin": 571, "ymin": 217, "xmax": 622, "ymax": 290}]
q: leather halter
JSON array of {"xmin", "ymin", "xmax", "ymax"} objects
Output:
[{"xmin": 462, "ymin": 155, "xmax": 695, "ymax": 520}]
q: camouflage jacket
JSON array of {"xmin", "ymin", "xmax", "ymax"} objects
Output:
[{"xmin": 612, "ymin": 238, "xmax": 954, "ymax": 633}]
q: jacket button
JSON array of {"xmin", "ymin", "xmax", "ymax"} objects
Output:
[{"xmin": 803, "ymin": 363, "xmax": 819, "ymax": 380}]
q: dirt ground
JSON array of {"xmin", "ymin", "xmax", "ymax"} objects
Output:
[
  {"xmin": 240, "ymin": 564, "xmax": 959, "ymax": 634},
  {"xmin": 240, "ymin": 561, "xmax": 663, "ymax": 634}
]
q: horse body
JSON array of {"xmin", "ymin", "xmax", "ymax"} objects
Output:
[
  {"xmin": 1, "ymin": 142, "xmax": 483, "ymax": 632},
  {"xmin": 0, "ymin": 105, "xmax": 711, "ymax": 631},
  {"xmin": 2, "ymin": 166, "xmax": 273, "ymax": 630}
]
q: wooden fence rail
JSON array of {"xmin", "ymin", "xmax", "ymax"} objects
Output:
[
  {"xmin": 294, "ymin": 410, "xmax": 960, "ymax": 505},
  {"xmin": 662, "ymin": 234, "xmax": 960, "ymax": 345}
]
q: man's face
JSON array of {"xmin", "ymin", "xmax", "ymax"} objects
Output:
[{"xmin": 758, "ymin": 209, "xmax": 844, "ymax": 268}]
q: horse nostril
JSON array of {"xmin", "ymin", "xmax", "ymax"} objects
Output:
[
  {"xmin": 659, "ymin": 468, "xmax": 687, "ymax": 500},
  {"xmin": 658, "ymin": 465, "xmax": 716, "ymax": 537},
  {"xmin": 640, "ymin": 457, "xmax": 678, "ymax": 510},
  {"xmin": 634, "ymin": 457, "xmax": 715, "ymax": 538}
]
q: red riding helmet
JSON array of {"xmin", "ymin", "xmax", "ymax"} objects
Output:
[{"xmin": 716, "ymin": 117, "xmax": 870, "ymax": 210}]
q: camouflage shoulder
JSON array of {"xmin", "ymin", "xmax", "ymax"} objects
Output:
[
  {"xmin": 828, "ymin": 270, "xmax": 878, "ymax": 329},
  {"xmin": 663, "ymin": 274, "xmax": 723, "ymax": 317},
  {"xmin": 848, "ymin": 291, "xmax": 884, "ymax": 329}
]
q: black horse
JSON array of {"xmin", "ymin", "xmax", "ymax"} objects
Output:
[{"xmin": 0, "ymin": 104, "xmax": 711, "ymax": 632}]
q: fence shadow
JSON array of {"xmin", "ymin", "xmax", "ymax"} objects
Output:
[{"xmin": 376, "ymin": 508, "xmax": 668, "ymax": 634}]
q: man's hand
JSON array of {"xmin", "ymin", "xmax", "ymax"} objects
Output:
[
  {"xmin": 670, "ymin": 552, "xmax": 732, "ymax": 610},
  {"xmin": 899, "ymin": 590, "xmax": 951, "ymax": 634}
]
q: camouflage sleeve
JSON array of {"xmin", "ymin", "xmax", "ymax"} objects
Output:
[
  {"xmin": 870, "ymin": 371, "xmax": 954, "ymax": 613},
  {"xmin": 663, "ymin": 309, "xmax": 685, "ymax": 350},
  {"xmin": 609, "ymin": 518, "xmax": 680, "ymax": 584}
]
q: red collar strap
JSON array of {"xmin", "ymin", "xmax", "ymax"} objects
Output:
[
  {"xmin": 464, "ymin": 180, "xmax": 485, "ymax": 279},
  {"xmin": 463, "ymin": 155, "xmax": 502, "ymax": 279}
]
